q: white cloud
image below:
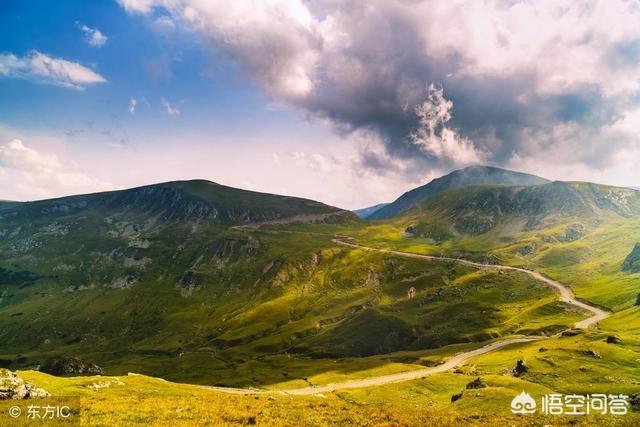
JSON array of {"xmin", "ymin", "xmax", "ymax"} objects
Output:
[
  {"xmin": 0, "ymin": 50, "xmax": 106, "ymax": 89},
  {"xmin": 0, "ymin": 139, "xmax": 115, "ymax": 201},
  {"xmin": 290, "ymin": 151, "xmax": 337, "ymax": 173},
  {"xmin": 116, "ymin": 0, "xmax": 157, "ymax": 14},
  {"xmin": 410, "ymin": 84, "xmax": 486, "ymax": 166},
  {"xmin": 120, "ymin": 0, "xmax": 321, "ymax": 99},
  {"xmin": 151, "ymin": 16, "xmax": 176, "ymax": 34},
  {"xmin": 128, "ymin": 97, "xmax": 138, "ymax": 114},
  {"xmin": 161, "ymin": 97, "xmax": 180, "ymax": 115},
  {"xmin": 425, "ymin": 0, "xmax": 640, "ymax": 97},
  {"xmin": 79, "ymin": 23, "xmax": 108, "ymax": 47}
]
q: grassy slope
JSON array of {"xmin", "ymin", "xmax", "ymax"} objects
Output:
[
  {"xmin": 1, "ymin": 229, "xmax": 579, "ymax": 386},
  {"xmin": 0, "ymin": 179, "xmax": 586, "ymax": 387},
  {"xmin": 351, "ymin": 182, "xmax": 640, "ymax": 310},
  {"xmin": 5, "ymin": 312, "xmax": 640, "ymax": 427},
  {"xmin": 1, "ymin": 179, "xmax": 640, "ymax": 425},
  {"xmin": 3, "ymin": 307, "xmax": 639, "ymax": 424}
]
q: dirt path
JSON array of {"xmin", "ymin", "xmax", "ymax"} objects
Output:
[{"xmin": 204, "ymin": 235, "xmax": 609, "ymax": 396}]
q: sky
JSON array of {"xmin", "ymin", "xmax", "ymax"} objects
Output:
[{"xmin": 1, "ymin": 0, "xmax": 640, "ymax": 209}]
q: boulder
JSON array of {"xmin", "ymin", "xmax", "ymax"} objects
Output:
[
  {"xmin": 40, "ymin": 356, "xmax": 103, "ymax": 376},
  {"xmin": 583, "ymin": 349, "xmax": 602, "ymax": 359},
  {"xmin": 465, "ymin": 377, "xmax": 487, "ymax": 389},
  {"xmin": 451, "ymin": 392, "xmax": 463, "ymax": 402},
  {"xmin": 606, "ymin": 335, "xmax": 622, "ymax": 344},
  {"xmin": 512, "ymin": 359, "xmax": 528, "ymax": 377},
  {"xmin": 0, "ymin": 369, "xmax": 50, "ymax": 400}
]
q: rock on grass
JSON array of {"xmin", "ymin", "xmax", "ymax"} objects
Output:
[
  {"xmin": 465, "ymin": 377, "xmax": 488, "ymax": 389},
  {"xmin": 0, "ymin": 369, "xmax": 50, "ymax": 400}
]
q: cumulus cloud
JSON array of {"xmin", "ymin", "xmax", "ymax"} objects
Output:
[
  {"xmin": 78, "ymin": 23, "xmax": 108, "ymax": 47},
  {"xmin": 410, "ymin": 84, "xmax": 487, "ymax": 166},
  {"xmin": 0, "ymin": 50, "xmax": 106, "ymax": 89},
  {"xmin": 118, "ymin": 0, "xmax": 640, "ymax": 182},
  {"xmin": 128, "ymin": 97, "xmax": 137, "ymax": 114},
  {"xmin": 160, "ymin": 97, "xmax": 180, "ymax": 115},
  {"xmin": 0, "ymin": 139, "xmax": 114, "ymax": 200}
]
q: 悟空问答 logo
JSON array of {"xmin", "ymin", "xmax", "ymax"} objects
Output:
[{"xmin": 511, "ymin": 391, "xmax": 537, "ymax": 414}]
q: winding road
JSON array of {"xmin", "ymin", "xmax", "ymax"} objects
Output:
[
  {"xmin": 205, "ymin": 235, "xmax": 609, "ymax": 396},
  {"xmin": 332, "ymin": 239, "xmax": 609, "ymax": 329}
]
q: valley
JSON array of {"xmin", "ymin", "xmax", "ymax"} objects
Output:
[{"xmin": 1, "ymin": 167, "xmax": 639, "ymax": 425}]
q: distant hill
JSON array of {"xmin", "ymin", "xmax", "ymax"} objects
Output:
[
  {"xmin": 353, "ymin": 203, "xmax": 389, "ymax": 219},
  {"xmin": 369, "ymin": 166, "xmax": 549, "ymax": 220}
]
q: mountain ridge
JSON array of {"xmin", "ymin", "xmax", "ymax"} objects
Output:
[
  {"xmin": 401, "ymin": 180, "xmax": 640, "ymax": 239},
  {"xmin": 0, "ymin": 179, "xmax": 352, "ymax": 225},
  {"xmin": 369, "ymin": 166, "xmax": 550, "ymax": 220}
]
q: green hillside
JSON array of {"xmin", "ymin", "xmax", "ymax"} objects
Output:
[
  {"xmin": 404, "ymin": 181, "xmax": 640, "ymax": 237},
  {"xmin": 351, "ymin": 181, "xmax": 640, "ymax": 311},
  {"xmin": 0, "ymin": 179, "xmax": 581, "ymax": 387},
  {"xmin": 1, "ymin": 174, "xmax": 639, "ymax": 426}
]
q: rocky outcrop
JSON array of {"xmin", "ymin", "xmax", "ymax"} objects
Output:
[
  {"xmin": 40, "ymin": 356, "xmax": 103, "ymax": 376},
  {"xmin": 176, "ymin": 271, "xmax": 205, "ymax": 297},
  {"xmin": 512, "ymin": 359, "xmax": 528, "ymax": 377},
  {"xmin": 558, "ymin": 223, "xmax": 586, "ymax": 242},
  {"xmin": 465, "ymin": 377, "xmax": 488, "ymax": 389},
  {"xmin": 0, "ymin": 369, "xmax": 50, "ymax": 399}
]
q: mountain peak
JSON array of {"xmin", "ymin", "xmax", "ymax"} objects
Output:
[{"xmin": 368, "ymin": 166, "xmax": 549, "ymax": 220}]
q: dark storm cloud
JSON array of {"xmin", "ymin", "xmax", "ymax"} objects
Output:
[{"xmin": 120, "ymin": 0, "xmax": 640, "ymax": 175}]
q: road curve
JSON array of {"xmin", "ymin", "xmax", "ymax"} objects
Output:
[
  {"xmin": 204, "ymin": 336, "xmax": 544, "ymax": 396},
  {"xmin": 204, "ymin": 236, "xmax": 609, "ymax": 396},
  {"xmin": 332, "ymin": 239, "xmax": 609, "ymax": 329}
]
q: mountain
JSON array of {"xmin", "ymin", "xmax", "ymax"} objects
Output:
[
  {"xmin": 0, "ymin": 179, "xmax": 573, "ymax": 385},
  {"xmin": 2, "ymin": 175, "xmax": 638, "ymax": 395},
  {"xmin": 0, "ymin": 180, "xmax": 365, "ymax": 376},
  {"xmin": 402, "ymin": 181, "xmax": 640, "ymax": 239},
  {"xmin": 368, "ymin": 166, "xmax": 549, "ymax": 220},
  {"xmin": 393, "ymin": 179, "xmax": 640, "ymax": 313},
  {"xmin": 353, "ymin": 203, "xmax": 389, "ymax": 218},
  {"xmin": 0, "ymin": 180, "xmax": 348, "ymax": 224}
]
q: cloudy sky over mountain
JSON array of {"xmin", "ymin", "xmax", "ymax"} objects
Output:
[{"xmin": 2, "ymin": 0, "xmax": 640, "ymax": 208}]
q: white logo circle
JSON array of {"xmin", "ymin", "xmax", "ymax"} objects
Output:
[{"xmin": 9, "ymin": 406, "xmax": 22, "ymax": 418}]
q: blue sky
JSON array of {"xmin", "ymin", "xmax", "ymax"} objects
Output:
[
  {"xmin": 0, "ymin": 0, "xmax": 297, "ymax": 145},
  {"xmin": 2, "ymin": 1, "xmax": 640, "ymax": 208}
]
